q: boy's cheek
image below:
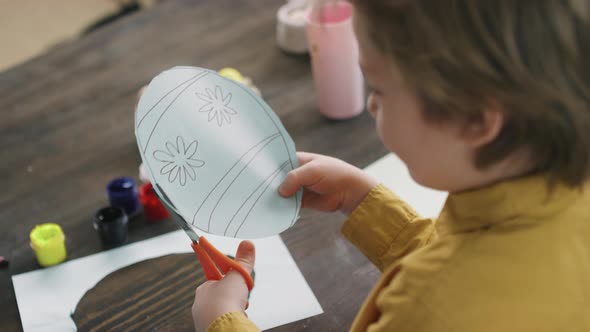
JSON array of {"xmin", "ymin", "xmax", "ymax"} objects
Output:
[{"xmin": 375, "ymin": 120, "xmax": 393, "ymax": 151}]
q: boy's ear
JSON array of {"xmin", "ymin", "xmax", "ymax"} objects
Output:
[{"xmin": 461, "ymin": 103, "xmax": 504, "ymax": 148}]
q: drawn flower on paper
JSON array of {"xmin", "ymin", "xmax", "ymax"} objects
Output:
[
  {"xmin": 196, "ymin": 86, "xmax": 237, "ymax": 126},
  {"xmin": 153, "ymin": 136, "xmax": 205, "ymax": 186}
]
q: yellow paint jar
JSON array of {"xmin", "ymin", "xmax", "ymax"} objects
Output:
[
  {"xmin": 218, "ymin": 67, "xmax": 245, "ymax": 83},
  {"xmin": 30, "ymin": 223, "xmax": 67, "ymax": 267}
]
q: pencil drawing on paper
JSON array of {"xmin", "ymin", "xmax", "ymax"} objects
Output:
[
  {"xmin": 196, "ymin": 85, "xmax": 237, "ymax": 126},
  {"xmin": 135, "ymin": 66, "xmax": 301, "ymax": 238},
  {"xmin": 190, "ymin": 133, "xmax": 281, "ymax": 231},
  {"xmin": 138, "ymin": 70, "xmax": 210, "ymax": 154},
  {"xmin": 227, "ymin": 159, "xmax": 291, "ymax": 238},
  {"xmin": 153, "ymin": 136, "xmax": 205, "ymax": 186}
]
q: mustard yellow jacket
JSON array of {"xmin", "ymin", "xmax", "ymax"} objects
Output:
[{"xmin": 209, "ymin": 175, "xmax": 590, "ymax": 331}]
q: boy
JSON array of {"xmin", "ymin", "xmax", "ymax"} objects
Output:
[{"xmin": 192, "ymin": 1, "xmax": 590, "ymax": 331}]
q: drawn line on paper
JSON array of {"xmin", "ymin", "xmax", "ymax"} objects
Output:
[
  {"xmin": 290, "ymin": 184, "xmax": 299, "ymax": 227},
  {"xmin": 136, "ymin": 71, "xmax": 206, "ymax": 152},
  {"xmin": 292, "ymin": 194, "xmax": 301, "ymax": 227},
  {"xmin": 229, "ymin": 78, "xmax": 296, "ymax": 171},
  {"xmin": 226, "ymin": 76, "xmax": 301, "ymax": 229},
  {"xmin": 231, "ymin": 160, "xmax": 291, "ymax": 238},
  {"xmin": 153, "ymin": 136, "xmax": 205, "ymax": 186},
  {"xmin": 190, "ymin": 132, "xmax": 281, "ymax": 230},
  {"xmin": 138, "ymin": 70, "xmax": 300, "ymax": 235},
  {"xmin": 137, "ymin": 70, "xmax": 204, "ymax": 129},
  {"xmin": 223, "ymin": 160, "xmax": 290, "ymax": 236},
  {"xmin": 206, "ymin": 136, "xmax": 283, "ymax": 232},
  {"xmin": 196, "ymin": 85, "xmax": 237, "ymax": 127},
  {"xmin": 142, "ymin": 71, "xmax": 209, "ymax": 153}
]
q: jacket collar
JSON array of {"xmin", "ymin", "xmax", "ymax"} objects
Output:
[{"xmin": 438, "ymin": 174, "xmax": 584, "ymax": 232}]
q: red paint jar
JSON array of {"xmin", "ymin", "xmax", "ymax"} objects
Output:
[{"xmin": 139, "ymin": 182, "xmax": 170, "ymax": 222}]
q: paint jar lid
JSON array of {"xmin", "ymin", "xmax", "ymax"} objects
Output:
[
  {"xmin": 106, "ymin": 176, "xmax": 141, "ymax": 218},
  {"xmin": 106, "ymin": 177, "xmax": 137, "ymax": 199},
  {"xmin": 218, "ymin": 67, "xmax": 261, "ymax": 96},
  {"xmin": 276, "ymin": 0, "xmax": 309, "ymax": 54},
  {"xmin": 30, "ymin": 223, "xmax": 67, "ymax": 267},
  {"xmin": 94, "ymin": 206, "xmax": 129, "ymax": 245},
  {"xmin": 30, "ymin": 223, "xmax": 65, "ymax": 249},
  {"xmin": 139, "ymin": 182, "xmax": 170, "ymax": 222},
  {"xmin": 218, "ymin": 67, "xmax": 245, "ymax": 83}
]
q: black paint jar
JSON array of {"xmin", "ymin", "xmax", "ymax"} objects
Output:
[{"xmin": 94, "ymin": 206, "xmax": 129, "ymax": 245}]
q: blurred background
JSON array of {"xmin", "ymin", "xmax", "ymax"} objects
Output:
[{"xmin": 0, "ymin": 0, "xmax": 158, "ymax": 71}]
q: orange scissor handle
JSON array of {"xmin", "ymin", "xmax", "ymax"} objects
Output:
[
  {"xmin": 192, "ymin": 242, "xmax": 223, "ymax": 281},
  {"xmin": 191, "ymin": 237, "xmax": 254, "ymax": 291}
]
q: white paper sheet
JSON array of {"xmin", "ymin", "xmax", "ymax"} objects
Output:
[
  {"xmin": 12, "ymin": 232, "xmax": 323, "ymax": 331},
  {"xmin": 13, "ymin": 153, "xmax": 446, "ymax": 332},
  {"xmin": 363, "ymin": 153, "xmax": 448, "ymax": 218},
  {"xmin": 135, "ymin": 66, "xmax": 302, "ymax": 239}
]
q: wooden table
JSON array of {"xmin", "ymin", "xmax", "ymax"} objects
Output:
[{"xmin": 0, "ymin": 0, "xmax": 388, "ymax": 330}]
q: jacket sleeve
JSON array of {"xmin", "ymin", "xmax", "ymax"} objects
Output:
[
  {"xmin": 341, "ymin": 184, "xmax": 437, "ymax": 272},
  {"xmin": 207, "ymin": 312, "xmax": 260, "ymax": 332}
]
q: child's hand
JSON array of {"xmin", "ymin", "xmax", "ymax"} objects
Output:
[
  {"xmin": 279, "ymin": 152, "xmax": 379, "ymax": 215},
  {"xmin": 192, "ymin": 241, "xmax": 255, "ymax": 331}
]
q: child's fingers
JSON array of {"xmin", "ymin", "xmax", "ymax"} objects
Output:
[
  {"xmin": 279, "ymin": 170, "xmax": 301, "ymax": 197},
  {"xmin": 296, "ymin": 151, "xmax": 320, "ymax": 165},
  {"xmin": 302, "ymin": 190, "xmax": 341, "ymax": 212},
  {"xmin": 302, "ymin": 190, "xmax": 322, "ymax": 209},
  {"xmin": 224, "ymin": 240, "xmax": 255, "ymax": 295},
  {"xmin": 279, "ymin": 161, "xmax": 323, "ymax": 197},
  {"xmin": 233, "ymin": 240, "xmax": 255, "ymax": 274},
  {"xmin": 301, "ymin": 189, "xmax": 312, "ymax": 208},
  {"xmin": 279, "ymin": 152, "xmax": 324, "ymax": 197}
]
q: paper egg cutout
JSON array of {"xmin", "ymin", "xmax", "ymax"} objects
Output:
[{"xmin": 135, "ymin": 66, "xmax": 302, "ymax": 239}]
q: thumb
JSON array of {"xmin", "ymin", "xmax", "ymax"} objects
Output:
[
  {"xmin": 234, "ymin": 240, "xmax": 255, "ymax": 274},
  {"xmin": 279, "ymin": 152, "xmax": 322, "ymax": 197},
  {"xmin": 279, "ymin": 162, "xmax": 322, "ymax": 197},
  {"xmin": 278, "ymin": 152, "xmax": 321, "ymax": 197},
  {"xmin": 279, "ymin": 168, "xmax": 302, "ymax": 197}
]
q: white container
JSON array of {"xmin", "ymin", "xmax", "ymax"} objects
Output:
[{"xmin": 276, "ymin": 0, "xmax": 309, "ymax": 54}]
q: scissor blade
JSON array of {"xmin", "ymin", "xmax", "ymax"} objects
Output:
[
  {"xmin": 172, "ymin": 213, "xmax": 200, "ymax": 243},
  {"xmin": 150, "ymin": 182, "xmax": 200, "ymax": 243}
]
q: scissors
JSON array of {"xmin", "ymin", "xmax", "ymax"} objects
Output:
[{"xmin": 153, "ymin": 184, "xmax": 254, "ymax": 290}]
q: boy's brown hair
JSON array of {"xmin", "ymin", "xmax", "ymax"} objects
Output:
[{"xmin": 351, "ymin": 0, "xmax": 590, "ymax": 186}]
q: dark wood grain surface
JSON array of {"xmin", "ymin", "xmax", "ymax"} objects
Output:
[
  {"xmin": 72, "ymin": 253, "xmax": 204, "ymax": 332},
  {"xmin": 0, "ymin": 0, "xmax": 388, "ymax": 331},
  {"xmin": 72, "ymin": 253, "xmax": 255, "ymax": 331}
]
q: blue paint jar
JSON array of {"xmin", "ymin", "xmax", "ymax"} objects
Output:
[{"xmin": 106, "ymin": 177, "xmax": 140, "ymax": 218}]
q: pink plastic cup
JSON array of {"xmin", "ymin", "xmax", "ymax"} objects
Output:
[{"xmin": 306, "ymin": 1, "xmax": 364, "ymax": 119}]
